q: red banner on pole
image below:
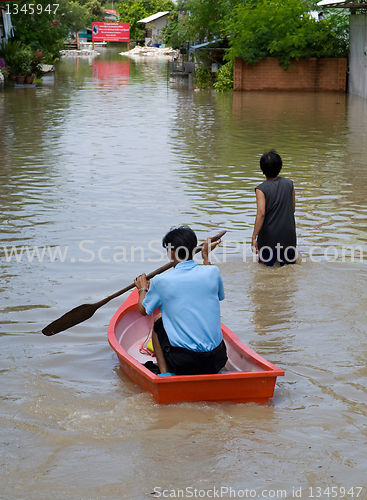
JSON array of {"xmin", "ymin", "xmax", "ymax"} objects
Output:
[{"xmin": 92, "ymin": 23, "xmax": 130, "ymax": 42}]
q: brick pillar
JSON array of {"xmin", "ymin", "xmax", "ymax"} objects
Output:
[
  {"xmin": 233, "ymin": 57, "xmax": 243, "ymax": 91},
  {"xmin": 338, "ymin": 58, "xmax": 347, "ymax": 91}
]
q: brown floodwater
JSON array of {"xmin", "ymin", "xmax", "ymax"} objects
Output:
[{"xmin": 1, "ymin": 47, "xmax": 367, "ymax": 499}]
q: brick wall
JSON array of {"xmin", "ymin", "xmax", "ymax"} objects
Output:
[{"xmin": 233, "ymin": 57, "xmax": 347, "ymax": 92}]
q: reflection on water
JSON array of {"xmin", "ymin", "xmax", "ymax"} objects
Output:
[
  {"xmin": 1, "ymin": 48, "xmax": 367, "ymax": 498},
  {"xmin": 171, "ymin": 88, "xmax": 367, "ymax": 254},
  {"xmin": 92, "ymin": 60, "xmax": 130, "ymax": 80},
  {"xmin": 250, "ymin": 264, "xmax": 299, "ymax": 338}
]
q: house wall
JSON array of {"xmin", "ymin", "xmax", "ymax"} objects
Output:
[
  {"xmin": 150, "ymin": 15, "xmax": 169, "ymax": 43},
  {"xmin": 233, "ymin": 57, "xmax": 347, "ymax": 92},
  {"xmin": 349, "ymin": 14, "xmax": 367, "ymax": 99}
]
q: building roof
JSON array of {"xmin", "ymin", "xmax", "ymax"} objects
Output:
[
  {"xmin": 190, "ymin": 40, "xmax": 218, "ymax": 51},
  {"xmin": 189, "ymin": 39, "xmax": 226, "ymax": 53},
  {"xmin": 138, "ymin": 12, "xmax": 170, "ymax": 24},
  {"xmin": 317, "ymin": 0, "xmax": 367, "ymax": 7},
  {"xmin": 317, "ymin": 0, "xmax": 347, "ymax": 4}
]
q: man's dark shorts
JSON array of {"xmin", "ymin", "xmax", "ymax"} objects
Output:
[
  {"xmin": 154, "ymin": 317, "xmax": 228, "ymax": 376},
  {"xmin": 259, "ymin": 247, "xmax": 297, "ymax": 267}
]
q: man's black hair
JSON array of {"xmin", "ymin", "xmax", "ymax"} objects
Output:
[
  {"xmin": 260, "ymin": 150, "xmax": 283, "ymax": 178},
  {"xmin": 162, "ymin": 226, "xmax": 198, "ymax": 261}
]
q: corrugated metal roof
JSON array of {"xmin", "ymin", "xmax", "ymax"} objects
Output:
[
  {"xmin": 189, "ymin": 39, "xmax": 222, "ymax": 52},
  {"xmin": 317, "ymin": 0, "xmax": 347, "ymax": 5},
  {"xmin": 317, "ymin": 0, "xmax": 367, "ymax": 6},
  {"xmin": 138, "ymin": 12, "xmax": 170, "ymax": 24},
  {"xmin": 317, "ymin": 0, "xmax": 346, "ymax": 4}
]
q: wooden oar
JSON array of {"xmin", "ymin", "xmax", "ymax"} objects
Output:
[{"xmin": 42, "ymin": 230, "xmax": 226, "ymax": 336}]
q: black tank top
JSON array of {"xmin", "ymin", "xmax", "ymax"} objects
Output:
[{"xmin": 255, "ymin": 177, "xmax": 296, "ymax": 251}]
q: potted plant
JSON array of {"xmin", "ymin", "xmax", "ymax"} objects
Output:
[
  {"xmin": 31, "ymin": 49, "xmax": 45, "ymax": 80},
  {"xmin": 14, "ymin": 47, "xmax": 33, "ymax": 84},
  {"xmin": 0, "ymin": 40, "xmax": 21, "ymax": 81},
  {"xmin": 25, "ymin": 64, "xmax": 34, "ymax": 84}
]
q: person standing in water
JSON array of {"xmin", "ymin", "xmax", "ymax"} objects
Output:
[{"xmin": 252, "ymin": 150, "xmax": 297, "ymax": 266}]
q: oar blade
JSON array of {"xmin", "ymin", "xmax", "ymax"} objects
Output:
[{"xmin": 42, "ymin": 303, "xmax": 98, "ymax": 336}]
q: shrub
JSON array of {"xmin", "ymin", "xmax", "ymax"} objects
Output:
[
  {"xmin": 214, "ymin": 61, "xmax": 233, "ymax": 92},
  {"xmin": 226, "ymin": 0, "xmax": 348, "ymax": 68},
  {"xmin": 32, "ymin": 49, "xmax": 45, "ymax": 78},
  {"xmin": 13, "ymin": 47, "xmax": 33, "ymax": 76},
  {"xmin": 0, "ymin": 40, "xmax": 22, "ymax": 72},
  {"xmin": 194, "ymin": 64, "xmax": 211, "ymax": 89}
]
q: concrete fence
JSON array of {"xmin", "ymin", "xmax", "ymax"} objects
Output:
[
  {"xmin": 234, "ymin": 57, "xmax": 347, "ymax": 92},
  {"xmin": 349, "ymin": 14, "xmax": 367, "ymax": 99}
]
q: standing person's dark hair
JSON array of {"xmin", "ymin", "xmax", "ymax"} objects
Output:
[
  {"xmin": 252, "ymin": 151, "xmax": 297, "ymax": 267},
  {"xmin": 260, "ymin": 150, "xmax": 283, "ymax": 178},
  {"xmin": 162, "ymin": 226, "xmax": 198, "ymax": 261}
]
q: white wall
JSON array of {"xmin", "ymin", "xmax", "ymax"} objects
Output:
[
  {"xmin": 150, "ymin": 15, "xmax": 169, "ymax": 43},
  {"xmin": 349, "ymin": 14, "xmax": 367, "ymax": 99}
]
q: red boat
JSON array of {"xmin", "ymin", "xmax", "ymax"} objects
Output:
[{"xmin": 108, "ymin": 289, "xmax": 285, "ymax": 404}]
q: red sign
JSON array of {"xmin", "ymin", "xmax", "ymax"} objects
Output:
[{"xmin": 92, "ymin": 22, "xmax": 130, "ymax": 42}]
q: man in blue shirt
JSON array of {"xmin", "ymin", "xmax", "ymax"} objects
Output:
[{"xmin": 134, "ymin": 226, "xmax": 227, "ymax": 375}]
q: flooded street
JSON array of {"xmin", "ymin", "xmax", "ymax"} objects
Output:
[{"xmin": 1, "ymin": 47, "xmax": 367, "ymax": 499}]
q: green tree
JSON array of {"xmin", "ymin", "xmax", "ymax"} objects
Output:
[
  {"xmin": 322, "ymin": 7, "xmax": 350, "ymax": 52},
  {"xmin": 179, "ymin": 0, "xmax": 348, "ymax": 67},
  {"xmin": 226, "ymin": 0, "xmax": 348, "ymax": 68},
  {"xmin": 58, "ymin": 0, "xmax": 94, "ymax": 34},
  {"xmin": 11, "ymin": 0, "xmax": 104, "ymax": 59},
  {"xmin": 12, "ymin": 0, "xmax": 68, "ymax": 59},
  {"xmin": 182, "ymin": 0, "xmax": 234, "ymax": 43},
  {"xmin": 118, "ymin": 0, "xmax": 176, "ymax": 40},
  {"xmin": 78, "ymin": 0, "xmax": 104, "ymax": 20},
  {"xmin": 161, "ymin": 11, "xmax": 180, "ymax": 47}
]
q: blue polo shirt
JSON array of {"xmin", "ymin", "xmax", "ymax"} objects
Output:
[{"xmin": 143, "ymin": 260, "xmax": 225, "ymax": 352}]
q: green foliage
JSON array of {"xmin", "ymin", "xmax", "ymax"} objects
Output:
[
  {"xmin": 77, "ymin": 0, "xmax": 104, "ymax": 20},
  {"xmin": 322, "ymin": 8, "xmax": 350, "ymax": 52},
  {"xmin": 101, "ymin": 1, "xmax": 115, "ymax": 9},
  {"xmin": 161, "ymin": 11, "xmax": 181, "ymax": 47},
  {"xmin": 226, "ymin": 0, "xmax": 348, "ymax": 68},
  {"xmin": 0, "ymin": 41, "xmax": 45, "ymax": 76},
  {"xmin": 11, "ymin": 0, "xmax": 104, "ymax": 59},
  {"xmin": 32, "ymin": 49, "xmax": 46, "ymax": 77},
  {"xmin": 58, "ymin": 0, "xmax": 96, "ymax": 34},
  {"xmin": 194, "ymin": 64, "xmax": 211, "ymax": 89},
  {"xmin": 0, "ymin": 40, "xmax": 22, "ymax": 70},
  {"xmin": 12, "ymin": 0, "xmax": 67, "ymax": 59},
  {"xmin": 180, "ymin": 0, "xmax": 348, "ymax": 67},
  {"xmin": 183, "ymin": 0, "xmax": 235, "ymax": 43},
  {"xmin": 118, "ymin": 0, "xmax": 176, "ymax": 40},
  {"xmin": 213, "ymin": 61, "xmax": 233, "ymax": 92},
  {"xmin": 15, "ymin": 46, "xmax": 33, "ymax": 75}
]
